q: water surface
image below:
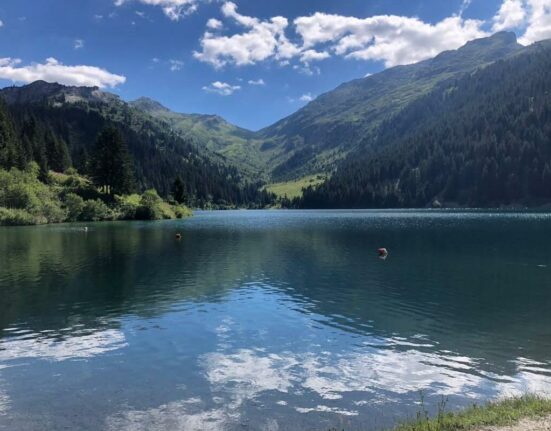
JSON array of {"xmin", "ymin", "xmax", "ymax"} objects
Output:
[{"xmin": 1, "ymin": 210, "xmax": 551, "ymax": 430}]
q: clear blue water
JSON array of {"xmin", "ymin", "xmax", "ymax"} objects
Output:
[{"xmin": 1, "ymin": 210, "xmax": 551, "ymax": 430}]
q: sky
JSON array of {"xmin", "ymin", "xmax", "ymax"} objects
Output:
[{"xmin": 0, "ymin": 0, "xmax": 549, "ymax": 130}]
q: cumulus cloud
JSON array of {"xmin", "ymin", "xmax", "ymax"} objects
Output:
[
  {"xmin": 74, "ymin": 39, "xmax": 85, "ymax": 50},
  {"xmin": 0, "ymin": 57, "xmax": 126, "ymax": 88},
  {"xmin": 195, "ymin": 2, "xmax": 492, "ymax": 70},
  {"xmin": 491, "ymin": 0, "xmax": 551, "ymax": 44},
  {"xmin": 294, "ymin": 13, "xmax": 488, "ymax": 67},
  {"xmin": 247, "ymin": 78, "xmax": 265, "ymax": 85},
  {"xmin": 519, "ymin": 0, "xmax": 551, "ymax": 44},
  {"xmin": 493, "ymin": 0, "xmax": 527, "ymax": 31},
  {"xmin": 115, "ymin": 0, "xmax": 201, "ymax": 21},
  {"xmin": 206, "ymin": 18, "xmax": 222, "ymax": 30},
  {"xmin": 194, "ymin": 2, "xmax": 300, "ymax": 68},
  {"xmin": 202, "ymin": 81, "xmax": 241, "ymax": 96},
  {"xmin": 299, "ymin": 93, "xmax": 314, "ymax": 102}
]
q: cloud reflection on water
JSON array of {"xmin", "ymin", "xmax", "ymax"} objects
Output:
[{"xmin": 0, "ymin": 329, "xmax": 127, "ymax": 362}]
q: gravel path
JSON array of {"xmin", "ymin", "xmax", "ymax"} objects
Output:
[{"xmin": 478, "ymin": 415, "xmax": 551, "ymax": 431}]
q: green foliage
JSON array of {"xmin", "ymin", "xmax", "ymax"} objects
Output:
[
  {"xmin": 0, "ymin": 164, "xmax": 191, "ymax": 226},
  {"xmin": 392, "ymin": 395, "xmax": 551, "ymax": 431},
  {"xmin": 0, "ymin": 163, "xmax": 66, "ymax": 224},
  {"xmin": 135, "ymin": 189, "xmax": 164, "ymax": 220},
  {"xmin": 172, "ymin": 175, "xmax": 186, "ymax": 204},
  {"xmin": 80, "ymin": 199, "xmax": 113, "ymax": 222},
  {"xmin": 64, "ymin": 193, "xmax": 85, "ymax": 222},
  {"xmin": 0, "ymin": 207, "xmax": 36, "ymax": 226}
]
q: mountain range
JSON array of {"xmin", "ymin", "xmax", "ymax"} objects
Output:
[{"xmin": 1, "ymin": 31, "xmax": 550, "ymax": 208}]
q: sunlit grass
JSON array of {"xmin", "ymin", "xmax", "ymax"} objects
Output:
[
  {"xmin": 265, "ymin": 174, "xmax": 326, "ymax": 199},
  {"xmin": 392, "ymin": 395, "xmax": 551, "ymax": 431}
]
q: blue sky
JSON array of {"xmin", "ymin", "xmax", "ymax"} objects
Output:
[{"xmin": 0, "ymin": 0, "xmax": 549, "ymax": 130}]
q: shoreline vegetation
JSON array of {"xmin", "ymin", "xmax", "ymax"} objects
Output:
[
  {"xmin": 385, "ymin": 395, "xmax": 551, "ymax": 431},
  {"xmin": 0, "ymin": 163, "xmax": 191, "ymax": 226}
]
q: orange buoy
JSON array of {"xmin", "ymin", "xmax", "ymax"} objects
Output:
[{"xmin": 377, "ymin": 248, "xmax": 388, "ymax": 257}]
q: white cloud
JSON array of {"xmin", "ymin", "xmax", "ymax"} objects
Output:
[
  {"xmin": 74, "ymin": 39, "xmax": 85, "ymax": 50},
  {"xmin": 491, "ymin": 0, "xmax": 551, "ymax": 45},
  {"xmin": 247, "ymin": 78, "xmax": 265, "ymax": 85},
  {"xmin": 0, "ymin": 57, "xmax": 126, "ymax": 88},
  {"xmin": 115, "ymin": 0, "xmax": 200, "ymax": 21},
  {"xmin": 459, "ymin": 0, "xmax": 473, "ymax": 16},
  {"xmin": 299, "ymin": 93, "xmax": 314, "ymax": 102},
  {"xmin": 492, "ymin": 0, "xmax": 551, "ymax": 45},
  {"xmin": 493, "ymin": 0, "xmax": 527, "ymax": 31},
  {"xmin": 169, "ymin": 59, "xmax": 184, "ymax": 71},
  {"xmin": 194, "ymin": 2, "xmax": 300, "ymax": 68},
  {"xmin": 294, "ymin": 13, "xmax": 488, "ymax": 67},
  {"xmin": 0, "ymin": 20, "xmax": 4, "ymax": 28},
  {"xmin": 202, "ymin": 80, "xmax": 241, "ymax": 96},
  {"xmin": 518, "ymin": 0, "xmax": 551, "ymax": 44},
  {"xmin": 300, "ymin": 49, "xmax": 330, "ymax": 63},
  {"xmin": 195, "ymin": 1, "xmax": 492, "ymax": 70},
  {"xmin": 206, "ymin": 18, "xmax": 223, "ymax": 30}
]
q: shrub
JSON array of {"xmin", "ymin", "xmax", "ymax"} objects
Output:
[
  {"xmin": 81, "ymin": 199, "xmax": 113, "ymax": 221},
  {"xmin": 0, "ymin": 207, "xmax": 37, "ymax": 226},
  {"xmin": 174, "ymin": 205, "xmax": 192, "ymax": 218},
  {"xmin": 135, "ymin": 189, "xmax": 164, "ymax": 220},
  {"xmin": 64, "ymin": 193, "xmax": 85, "ymax": 221}
]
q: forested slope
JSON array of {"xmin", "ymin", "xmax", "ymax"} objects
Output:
[{"xmin": 299, "ymin": 40, "xmax": 551, "ymax": 208}]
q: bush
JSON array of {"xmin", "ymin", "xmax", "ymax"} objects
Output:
[
  {"xmin": 135, "ymin": 189, "xmax": 164, "ymax": 220},
  {"xmin": 0, "ymin": 166, "xmax": 66, "ymax": 223},
  {"xmin": 0, "ymin": 207, "xmax": 37, "ymax": 226},
  {"xmin": 174, "ymin": 205, "xmax": 192, "ymax": 218},
  {"xmin": 81, "ymin": 199, "xmax": 113, "ymax": 221},
  {"xmin": 114, "ymin": 193, "xmax": 141, "ymax": 220},
  {"xmin": 64, "ymin": 193, "xmax": 85, "ymax": 221}
]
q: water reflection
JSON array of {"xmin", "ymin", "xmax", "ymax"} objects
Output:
[{"xmin": 1, "ymin": 210, "xmax": 551, "ymax": 430}]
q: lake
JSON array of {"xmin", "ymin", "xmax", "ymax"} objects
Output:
[{"xmin": 1, "ymin": 210, "xmax": 551, "ymax": 431}]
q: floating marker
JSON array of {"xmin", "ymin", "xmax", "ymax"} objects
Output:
[{"xmin": 377, "ymin": 248, "xmax": 388, "ymax": 257}]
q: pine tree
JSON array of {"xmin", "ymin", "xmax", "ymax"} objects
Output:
[
  {"xmin": 172, "ymin": 175, "xmax": 186, "ymax": 204},
  {"xmin": 91, "ymin": 126, "xmax": 135, "ymax": 195}
]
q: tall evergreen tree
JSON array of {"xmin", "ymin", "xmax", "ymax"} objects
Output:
[
  {"xmin": 0, "ymin": 101, "xmax": 19, "ymax": 169},
  {"xmin": 91, "ymin": 126, "xmax": 135, "ymax": 195},
  {"xmin": 172, "ymin": 175, "xmax": 186, "ymax": 204}
]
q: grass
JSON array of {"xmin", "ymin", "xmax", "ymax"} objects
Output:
[
  {"xmin": 265, "ymin": 174, "xmax": 326, "ymax": 199},
  {"xmin": 392, "ymin": 395, "xmax": 551, "ymax": 431}
]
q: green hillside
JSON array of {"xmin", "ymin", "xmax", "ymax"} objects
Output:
[
  {"xmin": 0, "ymin": 81, "xmax": 274, "ymax": 208},
  {"xmin": 298, "ymin": 39, "xmax": 551, "ymax": 208}
]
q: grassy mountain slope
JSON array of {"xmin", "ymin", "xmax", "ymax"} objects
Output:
[
  {"xmin": 298, "ymin": 39, "xmax": 551, "ymax": 208},
  {"xmin": 129, "ymin": 97, "xmax": 267, "ymax": 176},
  {"xmin": 259, "ymin": 32, "xmax": 523, "ymax": 180}
]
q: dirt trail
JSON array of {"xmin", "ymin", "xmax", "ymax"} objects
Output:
[{"xmin": 478, "ymin": 415, "xmax": 551, "ymax": 431}]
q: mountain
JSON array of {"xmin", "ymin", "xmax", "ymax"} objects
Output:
[
  {"xmin": 132, "ymin": 32, "xmax": 525, "ymax": 184},
  {"xmin": 258, "ymin": 32, "xmax": 524, "ymax": 181},
  {"xmin": 298, "ymin": 38, "xmax": 551, "ymax": 208},
  {"xmin": 129, "ymin": 97, "xmax": 264, "ymax": 176},
  {"xmin": 0, "ymin": 81, "xmax": 273, "ymax": 207}
]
